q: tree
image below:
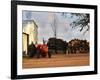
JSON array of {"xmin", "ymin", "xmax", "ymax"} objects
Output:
[
  {"xmin": 47, "ymin": 38, "xmax": 68, "ymax": 54},
  {"xmin": 62, "ymin": 13, "xmax": 90, "ymax": 34}
]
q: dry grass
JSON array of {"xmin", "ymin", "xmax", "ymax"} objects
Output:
[{"xmin": 22, "ymin": 53, "xmax": 89, "ymax": 69}]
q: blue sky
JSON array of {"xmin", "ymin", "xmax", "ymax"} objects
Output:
[{"xmin": 22, "ymin": 11, "xmax": 90, "ymax": 43}]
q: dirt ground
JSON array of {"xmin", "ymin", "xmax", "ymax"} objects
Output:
[{"xmin": 22, "ymin": 53, "xmax": 89, "ymax": 69}]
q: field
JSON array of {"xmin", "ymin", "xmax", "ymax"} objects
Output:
[{"xmin": 22, "ymin": 53, "xmax": 89, "ymax": 69}]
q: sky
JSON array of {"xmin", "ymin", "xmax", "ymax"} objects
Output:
[{"xmin": 22, "ymin": 11, "xmax": 90, "ymax": 43}]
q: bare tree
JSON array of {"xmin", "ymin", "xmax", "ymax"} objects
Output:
[
  {"xmin": 62, "ymin": 12, "xmax": 90, "ymax": 35},
  {"xmin": 71, "ymin": 13, "xmax": 90, "ymax": 34}
]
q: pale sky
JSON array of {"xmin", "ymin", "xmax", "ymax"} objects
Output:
[{"xmin": 22, "ymin": 11, "xmax": 90, "ymax": 43}]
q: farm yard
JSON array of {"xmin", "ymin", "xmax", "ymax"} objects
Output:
[
  {"xmin": 22, "ymin": 38, "xmax": 90, "ymax": 69},
  {"xmin": 22, "ymin": 11, "xmax": 90, "ymax": 69},
  {"xmin": 23, "ymin": 53, "xmax": 89, "ymax": 68}
]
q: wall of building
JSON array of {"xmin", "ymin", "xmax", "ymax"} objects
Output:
[{"xmin": 23, "ymin": 20, "xmax": 38, "ymax": 45}]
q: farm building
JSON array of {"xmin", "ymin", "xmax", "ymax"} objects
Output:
[{"xmin": 22, "ymin": 20, "xmax": 38, "ymax": 55}]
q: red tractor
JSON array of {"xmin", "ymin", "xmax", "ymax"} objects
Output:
[{"xmin": 36, "ymin": 44, "xmax": 48, "ymax": 58}]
